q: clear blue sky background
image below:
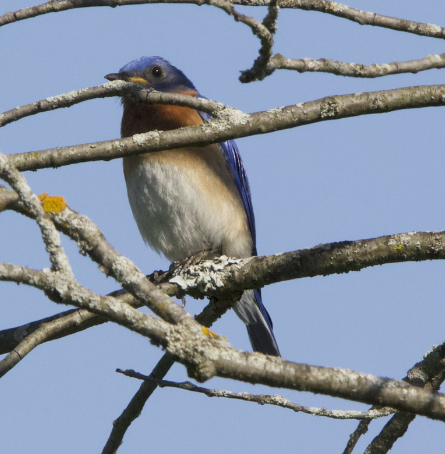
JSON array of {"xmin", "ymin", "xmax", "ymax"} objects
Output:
[{"xmin": 1, "ymin": 1, "xmax": 445, "ymax": 452}]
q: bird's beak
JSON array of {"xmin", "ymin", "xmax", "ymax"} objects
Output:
[
  {"xmin": 104, "ymin": 73, "xmax": 123, "ymax": 81},
  {"xmin": 105, "ymin": 73, "xmax": 148, "ymax": 84}
]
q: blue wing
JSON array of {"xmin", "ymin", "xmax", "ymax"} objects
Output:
[
  {"xmin": 197, "ymin": 110, "xmax": 257, "ymax": 254},
  {"xmin": 198, "ymin": 106, "xmax": 280, "ymax": 356}
]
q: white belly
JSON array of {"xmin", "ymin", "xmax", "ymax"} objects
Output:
[{"xmin": 123, "ymin": 146, "xmax": 253, "ymax": 261}]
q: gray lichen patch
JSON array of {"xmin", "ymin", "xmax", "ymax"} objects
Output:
[
  {"xmin": 388, "ymin": 232, "xmax": 417, "ymax": 248},
  {"xmin": 202, "ymin": 107, "xmax": 250, "ymax": 134},
  {"xmin": 132, "ymin": 131, "xmax": 161, "ymax": 146},
  {"xmin": 170, "ymin": 255, "xmax": 247, "ymax": 294},
  {"xmin": 320, "ymin": 98, "xmax": 340, "ymax": 118}
]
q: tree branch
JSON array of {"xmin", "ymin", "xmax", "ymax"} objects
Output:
[
  {"xmin": 364, "ymin": 342, "xmax": 445, "ymax": 454},
  {"xmin": 2, "ymin": 0, "xmax": 445, "ymax": 42},
  {"xmin": 3, "ymin": 260, "xmax": 445, "ymax": 423},
  {"xmin": 7, "ymin": 84, "xmax": 445, "ymax": 173},
  {"xmin": 343, "ymin": 341, "xmax": 445, "ymax": 454},
  {"xmin": 0, "ymin": 153, "xmax": 73, "ymax": 277},
  {"xmin": 207, "ymin": 0, "xmax": 278, "ymax": 83},
  {"xmin": 270, "ymin": 53, "xmax": 445, "ymax": 78},
  {"xmin": 101, "ymin": 353, "xmax": 176, "ymax": 454},
  {"xmin": 118, "ymin": 370, "xmax": 395, "ymax": 420},
  {"xmin": 3, "ymin": 200, "xmax": 445, "ymax": 434},
  {"xmin": 0, "ymin": 81, "xmax": 225, "ymax": 128},
  {"xmin": 0, "ymin": 310, "xmax": 91, "ymax": 378},
  {"xmin": 0, "ymin": 176, "xmax": 188, "ymax": 327},
  {"xmin": 2, "ymin": 183, "xmax": 445, "ymax": 356},
  {"xmin": 101, "ymin": 293, "xmax": 238, "ymax": 454},
  {"xmin": 168, "ymin": 231, "xmax": 445, "ymax": 298}
]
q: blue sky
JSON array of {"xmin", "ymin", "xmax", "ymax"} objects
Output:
[{"xmin": 1, "ymin": 1, "xmax": 445, "ymax": 453}]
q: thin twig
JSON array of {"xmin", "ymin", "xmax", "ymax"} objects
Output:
[
  {"xmin": 118, "ymin": 371, "xmax": 395, "ymax": 420},
  {"xmin": 271, "ymin": 53, "xmax": 445, "ymax": 78},
  {"xmin": 0, "ymin": 81, "xmax": 225, "ymax": 128},
  {"xmin": 207, "ymin": 0, "xmax": 279, "ymax": 82},
  {"xmin": 239, "ymin": 0, "xmax": 279, "ymax": 82},
  {"xmin": 364, "ymin": 343, "xmax": 445, "ymax": 454},
  {"xmin": 101, "ymin": 353, "xmax": 176, "ymax": 454},
  {"xmin": 343, "ymin": 342, "xmax": 445, "ymax": 454},
  {"xmin": 101, "ymin": 294, "xmax": 238, "ymax": 453}
]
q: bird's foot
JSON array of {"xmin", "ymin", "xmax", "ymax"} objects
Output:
[{"xmin": 169, "ymin": 247, "xmax": 222, "ymax": 275}]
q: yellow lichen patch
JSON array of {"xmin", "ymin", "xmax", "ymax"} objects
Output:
[
  {"xmin": 38, "ymin": 193, "xmax": 68, "ymax": 214},
  {"xmin": 201, "ymin": 326, "xmax": 226, "ymax": 340},
  {"xmin": 394, "ymin": 244, "xmax": 403, "ymax": 250}
]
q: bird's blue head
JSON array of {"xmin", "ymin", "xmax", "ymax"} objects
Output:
[{"xmin": 105, "ymin": 56, "xmax": 196, "ymax": 93}]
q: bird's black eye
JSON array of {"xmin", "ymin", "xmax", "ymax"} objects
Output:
[{"xmin": 151, "ymin": 66, "xmax": 163, "ymax": 78}]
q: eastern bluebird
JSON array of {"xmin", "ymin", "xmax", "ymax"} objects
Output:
[{"xmin": 105, "ymin": 56, "xmax": 280, "ymax": 356}]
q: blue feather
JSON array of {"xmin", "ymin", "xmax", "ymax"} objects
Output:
[{"xmin": 198, "ymin": 107, "xmax": 278, "ymax": 354}]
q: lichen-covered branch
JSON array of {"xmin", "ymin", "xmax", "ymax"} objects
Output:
[
  {"xmin": 7, "ymin": 262, "xmax": 445, "ymax": 422},
  {"xmin": 2, "ymin": 0, "xmax": 445, "ymax": 43},
  {"xmin": 0, "ymin": 262, "xmax": 175, "ymax": 344},
  {"xmin": 168, "ymin": 231, "xmax": 445, "ymax": 298},
  {"xmin": 0, "ymin": 153, "xmax": 73, "ymax": 277},
  {"xmin": 0, "ymin": 175, "xmax": 187, "ymax": 326},
  {"xmin": 52, "ymin": 203, "xmax": 190, "ymax": 325},
  {"xmin": 4, "ymin": 185, "xmax": 445, "ymax": 313},
  {"xmin": 0, "ymin": 81, "xmax": 225, "ymax": 128},
  {"xmin": 343, "ymin": 342, "xmax": 445, "ymax": 454},
  {"xmin": 119, "ymin": 370, "xmax": 394, "ymax": 420},
  {"xmin": 7, "ymin": 84, "xmax": 445, "ymax": 173},
  {"xmin": 2, "ymin": 190, "xmax": 445, "ymax": 431},
  {"xmin": 271, "ymin": 53, "xmax": 445, "ymax": 78},
  {"xmin": 2, "ymin": 183, "xmax": 445, "ymax": 357},
  {"xmin": 363, "ymin": 342, "xmax": 445, "ymax": 454}
]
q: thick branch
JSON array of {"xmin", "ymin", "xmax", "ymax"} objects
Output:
[
  {"xmin": 168, "ymin": 231, "xmax": 445, "ymax": 298},
  {"xmin": 3, "ymin": 261, "xmax": 445, "ymax": 422},
  {"xmin": 3, "ymin": 216, "xmax": 445, "ymax": 428},
  {"xmin": 2, "ymin": 184, "xmax": 445, "ymax": 354},
  {"xmin": 8, "ymin": 84, "xmax": 445, "ymax": 173},
  {"xmin": 2, "ymin": 1, "xmax": 445, "ymax": 42}
]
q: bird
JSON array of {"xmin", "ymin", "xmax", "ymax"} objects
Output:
[{"xmin": 105, "ymin": 56, "xmax": 280, "ymax": 356}]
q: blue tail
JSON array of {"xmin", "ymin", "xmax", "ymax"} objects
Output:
[{"xmin": 234, "ymin": 289, "xmax": 280, "ymax": 356}]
